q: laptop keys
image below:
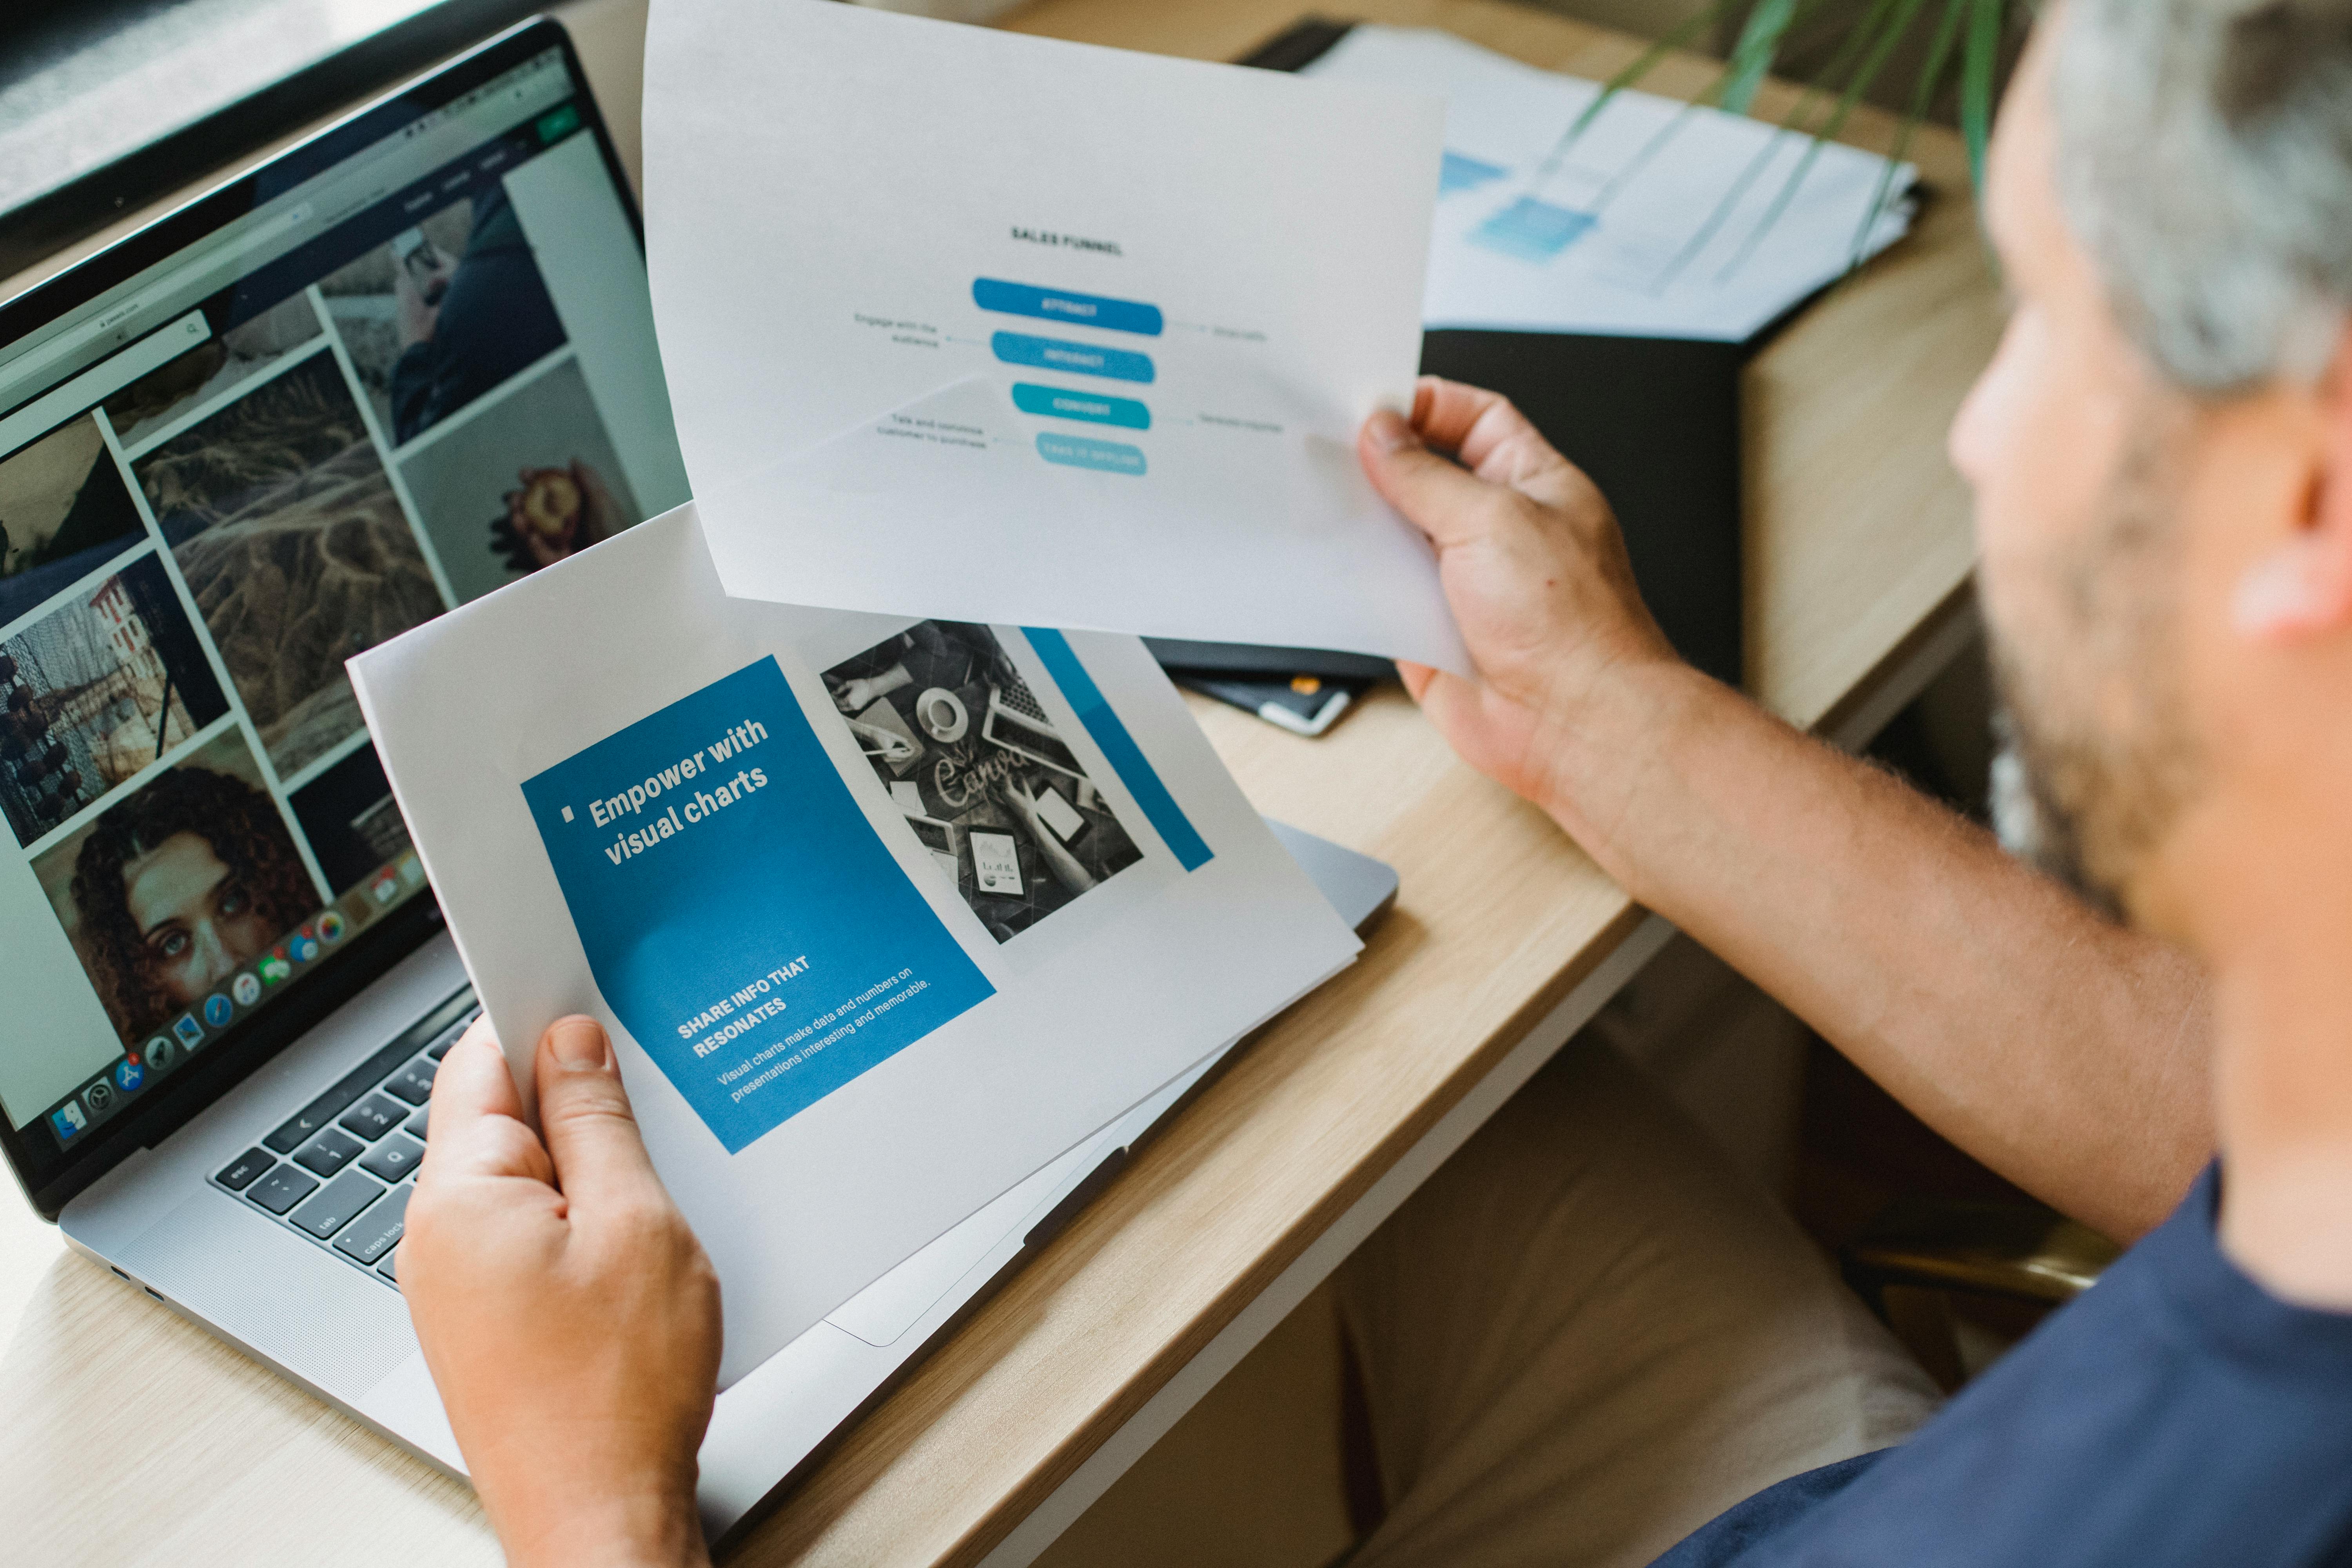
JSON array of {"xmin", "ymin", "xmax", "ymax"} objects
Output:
[
  {"xmin": 294, "ymin": 1127, "xmax": 365, "ymax": 1177},
  {"xmin": 338, "ymin": 1093, "xmax": 407, "ymax": 1141},
  {"xmin": 383, "ymin": 1057, "xmax": 438, "ymax": 1105},
  {"xmin": 334, "ymin": 1185, "xmax": 410, "ymax": 1265},
  {"xmin": 214, "ymin": 1148, "xmax": 275, "ymax": 1191},
  {"xmin": 269, "ymin": 1034, "xmax": 426, "ymax": 1161},
  {"xmin": 426, "ymin": 1016, "xmax": 474, "ymax": 1060},
  {"xmin": 289, "ymin": 1170, "xmax": 384, "ymax": 1240},
  {"xmin": 247, "ymin": 1165, "xmax": 319, "ymax": 1215},
  {"xmin": 359, "ymin": 1133, "xmax": 425, "ymax": 1183},
  {"xmin": 230, "ymin": 993, "xmax": 474, "ymax": 1280},
  {"xmin": 267, "ymin": 1094, "xmax": 362, "ymax": 1156},
  {"xmin": 264, "ymin": 1032, "xmax": 432, "ymax": 1153}
]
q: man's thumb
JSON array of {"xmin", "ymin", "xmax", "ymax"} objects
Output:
[
  {"xmin": 534, "ymin": 1016, "xmax": 661, "ymax": 1209},
  {"xmin": 1359, "ymin": 410, "xmax": 1503, "ymax": 549}
]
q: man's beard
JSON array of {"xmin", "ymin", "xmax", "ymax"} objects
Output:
[
  {"xmin": 1989, "ymin": 699, "xmax": 2125, "ymax": 921},
  {"xmin": 1984, "ymin": 399, "xmax": 2204, "ymax": 926}
]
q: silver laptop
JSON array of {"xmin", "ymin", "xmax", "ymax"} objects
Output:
[{"xmin": 0, "ymin": 18, "xmax": 1396, "ymax": 1543}]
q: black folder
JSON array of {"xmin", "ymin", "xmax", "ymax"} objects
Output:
[{"xmin": 1150, "ymin": 18, "xmax": 1748, "ymax": 693}]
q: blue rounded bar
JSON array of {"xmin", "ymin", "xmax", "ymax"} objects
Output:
[
  {"xmin": 1011, "ymin": 382, "xmax": 1151, "ymax": 429},
  {"xmin": 974, "ymin": 279, "xmax": 1164, "ymax": 336},
  {"xmin": 1035, "ymin": 432, "xmax": 1147, "ymax": 475},
  {"xmin": 991, "ymin": 331, "xmax": 1155, "ymax": 383}
]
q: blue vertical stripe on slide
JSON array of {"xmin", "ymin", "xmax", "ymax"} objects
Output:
[{"xmin": 1022, "ymin": 629, "xmax": 1213, "ymax": 873}]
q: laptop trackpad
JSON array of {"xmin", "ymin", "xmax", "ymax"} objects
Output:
[{"xmin": 357, "ymin": 1350, "xmax": 464, "ymax": 1472}]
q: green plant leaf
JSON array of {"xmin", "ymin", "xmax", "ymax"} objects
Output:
[
  {"xmin": 1715, "ymin": 0, "xmax": 1929, "ymax": 281},
  {"xmin": 1554, "ymin": 0, "xmax": 1836, "ymax": 166},
  {"xmin": 1555, "ymin": 0, "xmax": 2025, "ymax": 292},
  {"xmin": 1578, "ymin": 38, "xmax": 1789, "ymax": 215},
  {"xmin": 1720, "ymin": 0, "xmax": 1803, "ymax": 114},
  {"xmin": 1847, "ymin": 0, "xmax": 1971, "ymax": 264},
  {"xmin": 1556, "ymin": 0, "xmax": 1737, "ymax": 147},
  {"xmin": 1650, "ymin": 0, "xmax": 1895, "ymax": 287},
  {"xmin": 1961, "ymin": 0, "xmax": 2004, "ymax": 189}
]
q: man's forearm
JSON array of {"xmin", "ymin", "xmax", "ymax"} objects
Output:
[
  {"xmin": 1542, "ymin": 659, "xmax": 2211, "ymax": 1241},
  {"xmin": 1353, "ymin": 381, "xmax": 2209, "ymax": 1238}
]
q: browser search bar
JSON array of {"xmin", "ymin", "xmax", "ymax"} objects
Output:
[
  {"xmin": 0, "ymin": 309, "xmax": 211, "ymax": 460},
  {"xmin": 0, "ymin": 203, "xmax": 313, "ymax": 405}
]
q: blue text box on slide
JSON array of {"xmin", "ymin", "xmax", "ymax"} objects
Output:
[
  {"xmin": 991, "ymin": 331, "xmax": 1155, "ymax": 383},
  {"xmin": 1036, "ymin": 432, "xmax": 1146, "ymax": 475},
  {"xmin": 974, "ymin": 279, "xmax": 1164, "ymax": 336},
  {"xmin": 1011, "ymin": 382, "xmax": 1151, "ymax": 429},
  {"xmin": 521, "ymin": 659, "xmax": 994, "ymax": 1154}
]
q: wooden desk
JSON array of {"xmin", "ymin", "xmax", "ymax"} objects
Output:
[{"xmin": 0, "ymin": 1, "xmax": 1996, "ymax": 1563}]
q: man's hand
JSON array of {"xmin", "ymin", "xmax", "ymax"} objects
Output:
[
  {"xmin": 1358, "ymin": 377, "xmax": 2214, "ymax": 1240},
  {"xmin": 1359, "ymin": 378, "xmax": 1682, "ymax": 818},
  {"xmin": 403, "ymin": 1018, "xmax": 721, "ymax": 1568}
]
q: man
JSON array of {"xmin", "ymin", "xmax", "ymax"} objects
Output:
[{"xmin": 397, "ymin": 0, "xmax": 2352, "ymax": 1562}]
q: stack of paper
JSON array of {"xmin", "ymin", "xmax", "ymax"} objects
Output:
[
  {"xmin": 352, "ymin": 0, "xmax": 1449, "ymax": 1383},
  {"xmin": 1303, "ymin": 26, "xmax": 1919, "ymax": 341},
  {"xmin": 352, "ymin": 510, "xmax": 1362, "ymax": 1382}
]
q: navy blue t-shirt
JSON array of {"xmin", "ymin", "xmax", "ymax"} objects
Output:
[{"xmin": 1658, "ymin": 1165, "xmax": 2352, "ymax": 1565}]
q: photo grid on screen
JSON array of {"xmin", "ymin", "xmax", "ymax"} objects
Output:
[{"xmin": 0, "ymin": 109, "xmax": 661, "ymax": 1148}]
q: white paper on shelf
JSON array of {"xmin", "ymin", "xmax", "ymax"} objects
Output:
[
  {"xmin": 642, "ymin": 0, "xmax": 1467, "ymax": 672},
  {"xmin": 1303, "ymin": 26, "xmax": 1918, "ymax": 342},
  {"xmin": 349, "ymin": 505, "xmax": 1359, "ymax": 1385}
]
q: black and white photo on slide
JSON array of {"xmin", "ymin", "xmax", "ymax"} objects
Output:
[{"xmin": 822, "ymin": 621, "xmax": 1141, "ymax": 943}]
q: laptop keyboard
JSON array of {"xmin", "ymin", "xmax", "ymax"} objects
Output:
[
  {"xmin": 996, "ymin": 672, "xmax": 1049, "ymax": 724},
  {"xmin": 208, "ymin": 992, "xmax": 478, "ymax": 1286}
]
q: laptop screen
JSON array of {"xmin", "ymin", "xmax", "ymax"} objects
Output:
[{"xmin": 0, "ymin": 27, "xmax": 687, "ymax": 1178}]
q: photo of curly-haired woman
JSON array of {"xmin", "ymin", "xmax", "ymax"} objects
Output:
[{"xmin": 33, "ymin": 728, "xmax": 320, "ymax": 1047}]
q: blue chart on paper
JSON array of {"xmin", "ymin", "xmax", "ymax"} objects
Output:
[
  {"xmin": 521, "ymin": 659, "xmax": 994, "ymax": 1154},
  {"xmin": 1439, "ymin": 151, "xmax": 1510, "ymax": 195},
  {"xmin": 1470, "ymin": 196, "xmax": 1600, "ymax": 262}
]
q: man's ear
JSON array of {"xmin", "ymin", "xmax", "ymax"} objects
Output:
[{"xmin": 2233, "ymin": 327, "xmax": 2352, "ymax": 641}]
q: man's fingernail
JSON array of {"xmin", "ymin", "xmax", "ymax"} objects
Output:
[
  {"xmin": 1367, "ymin": 408, "xmax": 1419, "ymax": 453},
  {"xmin": 548, "ymin": 1018, "xmax": 608, "ymax": 1071}
]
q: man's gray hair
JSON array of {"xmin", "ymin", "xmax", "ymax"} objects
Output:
[{"xmin": 2056, "ymin": 0, "xmax": 2352, "ymax": 392}]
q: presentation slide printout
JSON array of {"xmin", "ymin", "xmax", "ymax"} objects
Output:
[
  {"xmin": 350, "ymin": 506, "xmax": 1358, "ymax": 1384},
  {"xmin": 643, "ymin": 0, "xmax": 1468, "ymax": 672},
  {"xmin": 519, "ymin": 658, "xmax": 996, "ymax": 1154}
]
